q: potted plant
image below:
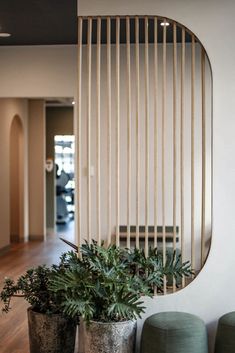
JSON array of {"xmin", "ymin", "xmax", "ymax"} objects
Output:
[
  {"xmin": 51, "ymin": 241, "xmax": 193, "ymax": 353},
  {"xmin": 0, "ymin": 264, "xmax": 77, "ymax": 353}
]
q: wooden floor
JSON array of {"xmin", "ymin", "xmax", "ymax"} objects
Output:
[{"xmin": 0, "ymin": 222, "xmax": 78, "ymax": 353}]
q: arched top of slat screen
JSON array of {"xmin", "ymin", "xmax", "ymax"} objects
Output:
[{"xmin": 78, "ymin": 16, "xmax": 203, "ymax": 44}]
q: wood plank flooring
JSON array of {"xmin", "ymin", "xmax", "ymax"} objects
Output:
[{"xmin": 0, "ymin": 224, "xmax": 78, "ymax": 353}]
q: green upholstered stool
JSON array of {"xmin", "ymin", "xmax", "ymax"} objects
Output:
[
  {"xmin": 215, "ymin": 312, "xmax": 235, "ymax": 353},
  {"xmin": 140, "ymin": 312, "xmax": 208, "ymax": 353}
]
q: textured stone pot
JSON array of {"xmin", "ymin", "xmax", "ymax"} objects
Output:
[
  {"xmin": 83, "ymin": 320, "xmax": 136, "ymax": 353},
  {"xmin": 27, "ymin": 307, "xmax": 76, "ymax": 353}
]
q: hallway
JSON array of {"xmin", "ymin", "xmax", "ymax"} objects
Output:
[{"xmin": 0, "ymin": 225, "xmax": 77, "ymax": 353}]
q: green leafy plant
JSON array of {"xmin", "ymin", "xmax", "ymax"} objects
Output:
[
  {"xmin": 51, "ymin": 242, "xmax": 148, "ymax": 323},
  {"xmin": 1, "ymin": 240, "xmax": 193, "ymax": 325},
  {"xmin": 125, "ymin": 246, "xmax": 193, "ymax": 291},
  {"xmin": 1, "ymin": 265, "xmax": 67, "ymax": 315},
  {"xmin": 50, "ymin": 240, "xmax": 193, "ymax": 324}
]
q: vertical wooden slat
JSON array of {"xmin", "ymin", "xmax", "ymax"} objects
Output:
[
  {"xmin": 77, "ymin": 17, "xmax": 83, "ymax": 250},
  {"xmin": 172, "ymin": 22, "xmax": 177, "ymax": 292},
  {"xmin": 180, "ymin": 27, "xmax": 185, "ymax": 287},
  {"xmin": 154, "ymin": 17, "xmax": 158, "ymax": 249},
  {"xmin": 107, "ymin": 17, "xmax": 112, "ymax": 245},
  {"xmin": 153, "ymin": 16, "xmax": 158, "ymax": 296},
  {"xmin": 135, "ymin": 16, "xmax": 140, "ymax": 249},
  {"xmin": 116, "ymin": 17, "xmax": 120, "ymax": 247},
  {"xmin": 144, "ymin": 16, "xmax": 149, "ymax": 257},
  {"xmin": 191, "ymin": 34, "xmax": 195, "ymax": 269},
  {"xmin": 201, "ymin": 48, "xmax": 206, "ymax": 266},
  {"xmin": 126, "ymin": 16, "xmax": 131, "ymax": 249},
  {"xmin": 87, "ymin": 17, "xmax": 92, "ymax": 243},
  {"xmin": 97, "ymin": 17, "xmax": 101, "ymax": 245},
  {"xmin": 162, "ymin": 19, "xmax": 167, "ymax": 293}
]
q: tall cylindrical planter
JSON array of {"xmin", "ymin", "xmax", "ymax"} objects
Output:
[
  {"xmin": 83, "ymin": 320, "xmax": 136, "ymax": 353},
  {"xmin": 27, "ymin": 307, "xmax": 76, "ymax": 353}
]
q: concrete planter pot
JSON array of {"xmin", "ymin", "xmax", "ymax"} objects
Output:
[
  {"xmin": 83, "ymin": 320, "xmax": 136, "ymax": 353},
  {"xmin": 27, "ymin": 307, "xmax": 76, "ymax": 353}
]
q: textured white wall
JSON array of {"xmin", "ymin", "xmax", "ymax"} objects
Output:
[{"xmin": 77, "ymin": 0, "xmax": 235, "ymax": 352}]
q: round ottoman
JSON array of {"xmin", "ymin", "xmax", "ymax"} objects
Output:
[
  {"xmin": 215, "ymin": 312, "xmax": 235, "ymax": 353},
  {"xmin": 140, "ymin": 312, "xmax": 208, "ymax": 353}
]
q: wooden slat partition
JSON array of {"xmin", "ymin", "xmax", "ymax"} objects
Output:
[
  {"xmin": 87, "ymin": 17, "xmax": 92, "ymax": 243},
  {"xmin": 77, "ymin": 17, "xmax": 83, "ymax": 249},
  {"xmin": 76, "ymin": 16, "xmax": 212, "ymax": 294},
  {"xmin": 201, "ymin": 48, "xmax": 206, "ymax": 266},
  {"xmin": 144, "ymin": 16, "xmax": 149, "ymax": 256},
  {"xmin": 96, "ymin": 17, "xmax": 101, "ymax": 245},
  {"xmin": 116, "ymin": 17, "xmax": 120, "ymax": 247},
  {"xmin": 135, "ymin": 16, "xmax": 140, "ymax": 249},
  {"xmin": 107, "ymin": 17, "xmax": 112, "ymax": 245},
  {"xmin": 126, "ymin": 17, "xmax": 131, "ymax": 249}
]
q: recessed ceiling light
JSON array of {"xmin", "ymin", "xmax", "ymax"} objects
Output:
[
  {"xmin": 160, "ymin": 21, "xmax": 170, "ymax": 27},
  {"xmin": 0, "ymin": 32, "xmax": 11, "ymax": 37},
  {"xmin": 72, "ymin": 101, "xmax": 75, "ymax": 105}
]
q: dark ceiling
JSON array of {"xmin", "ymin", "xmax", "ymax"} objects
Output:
[
  {"xmin": 0, "ymin": 0, "xmax": 78, "ymax": 45},
  {"xmin": 0, "ymin": 1, "xmax": 193, "ymax": 46}
]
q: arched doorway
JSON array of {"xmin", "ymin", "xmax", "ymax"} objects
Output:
[{"xmin": 10, "ymin": 115, "xmax": 24, "ymax": 242}]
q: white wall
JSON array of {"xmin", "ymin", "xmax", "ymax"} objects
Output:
[
  {"xmin": 0, "ymin": 45, "xmax": 77, "ymax": 98},
  {"xmin": 78, "ymin": 0, "xmax": 235, "ymax": 352}
]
